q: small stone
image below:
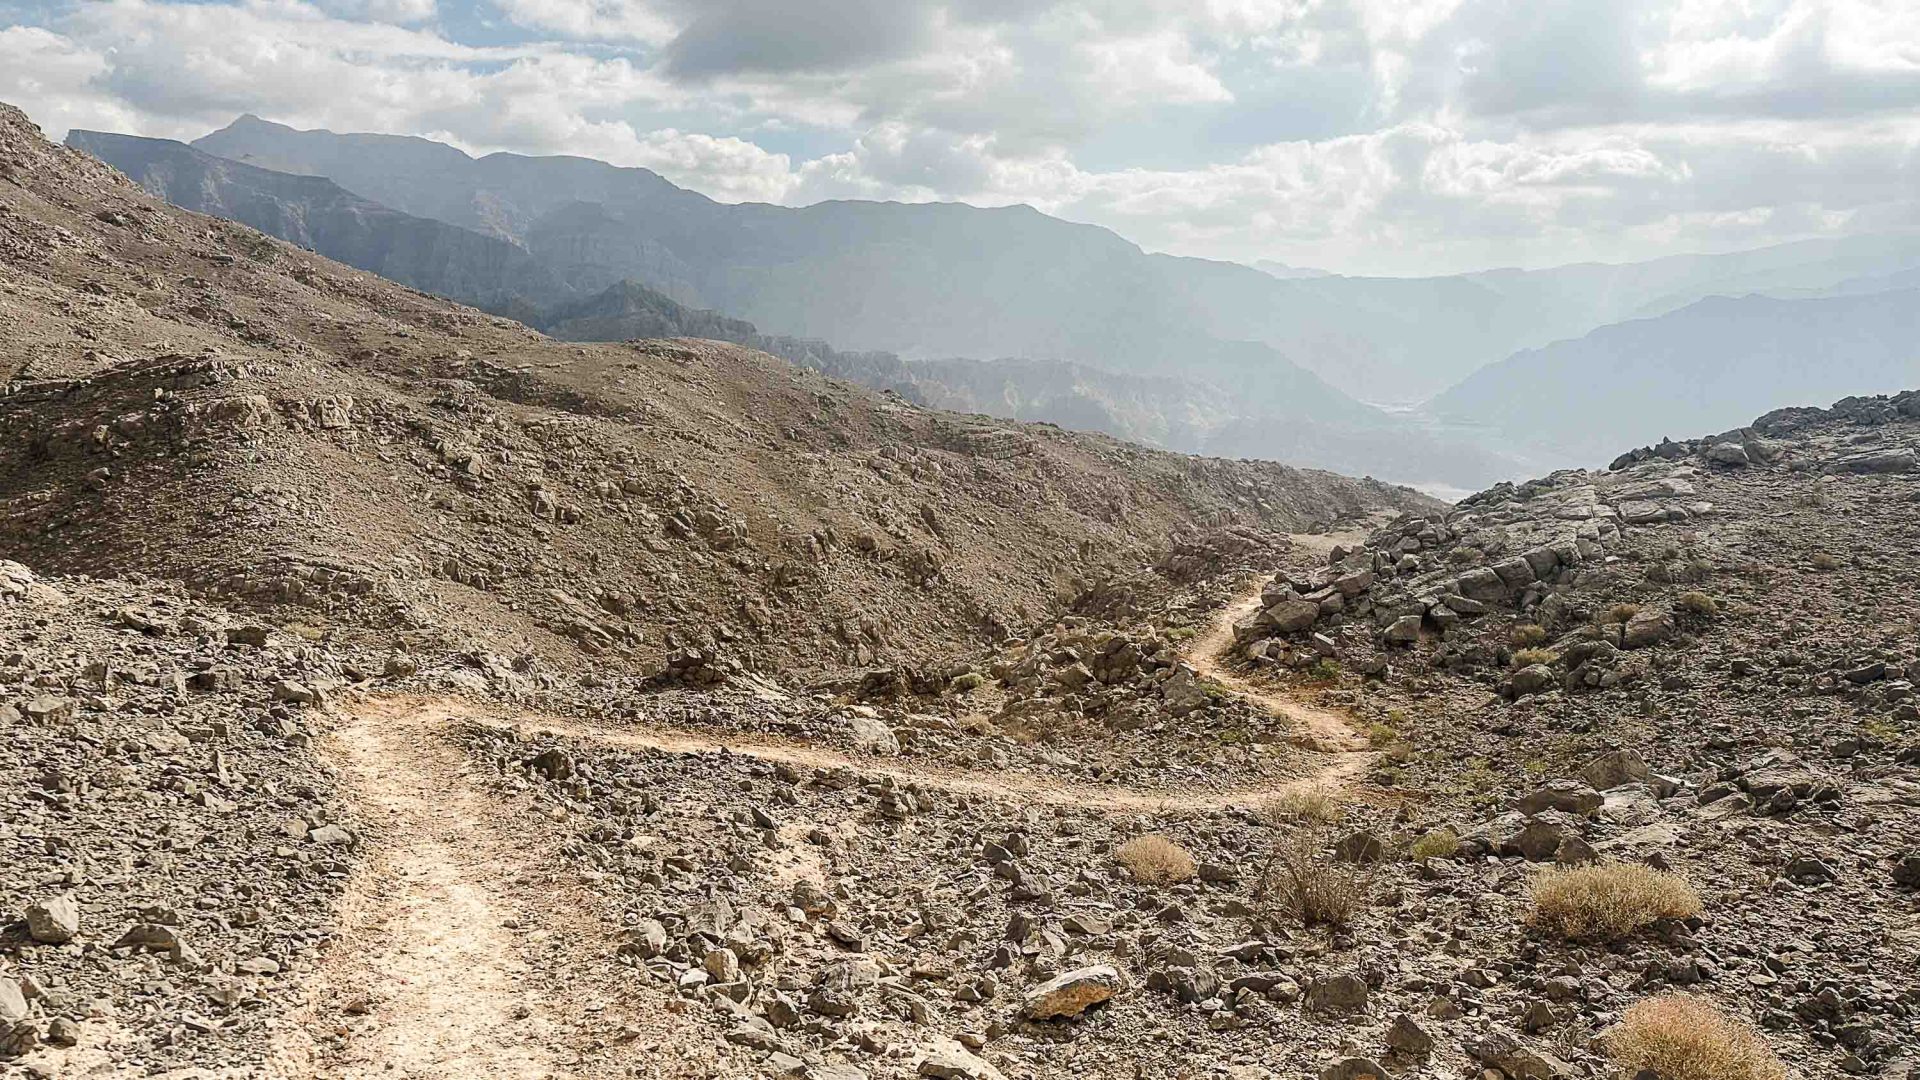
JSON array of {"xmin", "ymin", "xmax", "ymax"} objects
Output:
[
  {"xmin": 1304, "ymin": 972, "xmax": 1368, "ymax": 1014},
  {"xmin": 25, "ymin": 893, "xmax": 79, "ymax": 944},
  {"xmin": 918, "ymin": 1048, "xmax": 1005, "ymax": 1080},
  {"xmin": 1385, "ymin": 1013, "xmax": 1433, "ymax": 1056},
  {"xmin": 1320, "ymin": 1058, "xmax": 1389, "ymax": 1080}
]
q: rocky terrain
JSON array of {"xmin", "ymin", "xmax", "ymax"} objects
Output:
[{"xmin": 3, "ymin": 99, "xmax": 1919, "ymax": 1080}]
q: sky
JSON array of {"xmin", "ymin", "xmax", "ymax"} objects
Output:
[{"xmin": 2, "ymin": 0, "xmax": 1918, "ymax": 276}]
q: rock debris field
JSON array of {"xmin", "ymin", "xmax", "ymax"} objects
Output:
[{"xmin": 2, "ymin": 99, "xmax": 1919, "ymax": 1080}]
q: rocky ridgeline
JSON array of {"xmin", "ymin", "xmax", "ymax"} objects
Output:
[
  {"xmin": 0, "ymin": 561, "xmax": 350, "ymax": 1068},
  {"xmin": 1237, "ymin": 390, "xmax": 1920, "ymax": 699}
]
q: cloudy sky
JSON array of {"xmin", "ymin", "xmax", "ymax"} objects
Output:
[{"xmin": 3, "ymin": 0, "xmax": 1917, "ymax": 275}]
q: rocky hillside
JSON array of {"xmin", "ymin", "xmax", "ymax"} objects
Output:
[
  {"xmin": 1221, "ymin": 391, "xmax": 1920, "ymax": 1079},
  {"xmin": 6, "ymin": 96, "xmax": 1918, "ymax": 1080},
  {"xmin": 4, "ymin": 104, "xmax": 1431, "ymax": 685}
]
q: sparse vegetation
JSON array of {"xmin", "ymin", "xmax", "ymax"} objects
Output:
[
  {"xmin": 1262, "ymin": 785, "xmax": 1343, "ymax": 826},
  {"xmin": 1257, "ymin": 830, "xmax": 1365, "ymax": 928},
  {"xmin": 1676, "ymin": 591, "xmax": 1718, "ymax": 617},
  {"xmin": 1409, "ymin": 827, "xmax": 1459, "ymax": 860},
  {"xmin": 1511, "ymin": 623, "xmax": 1549, "ymax": 647},
  {"xmin": 1366, "ymin": 721, "xmax": 1399, "ymax": 748},
  {"xmin": 1606, "ymin": 995, "xmax": 1787, "ymax": 1080},
  {"xmin": 1116, "ymin": 835, "xmax": 1196, "ymax": 885},
  {"xmin": 1513, "ymin": 647, "xmax": 1558, "ymax": 667},
  {"xmin": 1306, "ymin": 658, "xmax": 1341, "ymax": 682},
  {"xmin": 1600, "ymin": 603, "xmax": 1642, "ymax": 625},
  {"xmin": 1528, "ymin": 862, "xmax": 1702, "ymax": 941}
]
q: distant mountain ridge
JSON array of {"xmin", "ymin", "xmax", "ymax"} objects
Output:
[
  {"xmin": 65, "ymin": 129, "xmax": 580, "ymax": 316},
  {"xmin": 77, "ymin": 124, "xmax": 1525, "ymax": 488},
  {"xmin": 1424, "ymin": 289, "xmax": 1920, "ymax": 461},
  {"xmin": 189, "ymin": 115, "xmax": 1920, "ymax": 409},
  {"xmin": 71, "ymin": 115, "xmax": 1920, "ymax": 487}
]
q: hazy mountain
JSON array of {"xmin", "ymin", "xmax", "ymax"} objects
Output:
[
  {"xmin": 190, "ymin": 115, "xmax": 1920, "ymax": 411},
  {"xmin": 1425, "ymin": 289, "xmax": 1920, "ymax": 465},
  {"xmin": 67, "ymin": 129, "xmax": 576, "ymax": 315},
  {"xmin": 539, "ymin": 284, "xmax": 1519, "ymax": 486},
  {"xmin": 73, "ymin": 119, "xmax": 1526, "ymax": 488},
  {"xmin": 1157, "ymin": 235, "xmax": 1920, "ymax": 406}
]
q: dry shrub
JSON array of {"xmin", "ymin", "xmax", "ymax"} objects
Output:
[
  {"xmin": 1512, "ymin": 647, "xmax": 1558, "ymax": 668},
  {"xmin": 1511, "ymin": 623, "xmax": 1549, "ymax": 647},
  {"xmin": 1607, "ymin": 995, "xmax": 1787, "ymax": 1080},
  {"xmin": 1409, "ymin": 827, "xmax": 1460, "ymax": 860},
  {"xmin": 1116, "ymin": 834, "xmax": 1195, "ymax": 885},
  {"xmin": 1262, "ymin": 785, "xmax": 1343, "ymax": 826},
  {"xmin": 1257, "ymin": 830, "xmax": 1365, "ymax": 928},
  {"xmin": 1528, "ymin": 862, "xmax": 1702, "ymax": 941},
  {"xmin": 1600, "ymin": 603, "xmax": 1642, "ymax": 625},
  {"xmin": 1676, "ymin": 591, "xmax": 1719, "ymax": 617}
]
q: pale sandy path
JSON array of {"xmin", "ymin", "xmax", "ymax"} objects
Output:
[
  {"xmin": 305, "ymin": 701, "xmax": 730, "ymax": 1080},
  {"xmin": 1187, "ymin": 577, "xmax": 1370, "ymax": 753},
  {"xmin": 293, "ymin": 552, "xmax": 1375, "ymax": 1078}
]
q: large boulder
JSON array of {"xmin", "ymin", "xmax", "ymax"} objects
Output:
[
  {"xmin": 1266, "ymin": 599, "xmax": 1321, "ymax": 633},
  {"xmin": 1021, "ymin": 965, "xmax": 1122, "ymax": 1020},
  {"xmin": 1579, "ymin": 748, "xmax": 1650, "ymax": 791}
]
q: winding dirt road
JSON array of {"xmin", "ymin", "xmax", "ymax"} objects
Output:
[
  {"xmin": 1187, "ymin": 577, "xmax": 1370, "ymax": 753},
  {"xmin": 297, "ymin": 575, "xmax": 1371, "ymax": 1077}
]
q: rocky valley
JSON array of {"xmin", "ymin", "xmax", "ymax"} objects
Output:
[{"xmin": 2, "ymin": 96, "xmax": 1918, "ymax": 1080}]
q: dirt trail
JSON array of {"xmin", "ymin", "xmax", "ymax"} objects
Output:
[
  {"xmin": 300, "ymin": 557, "xmax": 1374, "ymax": 1077},
  {"xmin": 313, "ymin": 705, "xmax": 565, "ymax": 1078},
  {"xmin": 399, "ymin": 697, "xmax": 1358, "ymax": 812},
  {"xmin": 308, "ymin": 702, "xmax": 728, "ymax": 1080},
  {"xmin": 1187, "ymin": 576, "xmax": 1370, "ymax": 753}
]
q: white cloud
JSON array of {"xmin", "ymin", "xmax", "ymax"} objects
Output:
[
  {"xmin": 2, "ymin": 0, "xmax": 1917, "ymax": 274},
  {"xmin": 489, "ymin": 0, "xmax": 676, "ymax": 44}
]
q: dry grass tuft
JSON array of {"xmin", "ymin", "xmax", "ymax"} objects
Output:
[
  {"xmin": 1257, "ymin": 830, "xmax": 1365, "ymax": 928},
  {"xmin": 1261, "ymin": 785, "xmax": 1343, "ymax": 826},
  {"xmin": 1512, "ymin": 647, "xmax": 1558, "ymax": 668},
  {"xmin": 1511, "ymin": 623, "xmax": 1550, "ymax": 647},
  {"xmin": 1528, "ymin": 861, "xmax": 1702, "ymax": 941},
  {"xmin": 1607, "ymin": 995, "xmax": 1787, "ymax": 1080},
  {"xmin": 1600, "ymin": 603, "xmax": 1642, "ymax": 625},
  {"xmin": 1409, "ymin": 827, "xmax": 1460, "ymax": 860},
  {"xmin": 1116, "ymin": 834, "xmax": 1195, "ymax": 885},
  {"xmin": 1676, "ymin": 591, "xmax": 1719, "ymax": 617}
]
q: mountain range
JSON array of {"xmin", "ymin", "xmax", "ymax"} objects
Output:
[{"xmin": 68, "ymin": 117, "xmax": 1920, "ymax": 487}]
